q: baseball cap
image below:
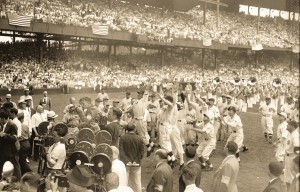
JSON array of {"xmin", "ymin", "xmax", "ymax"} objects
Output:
[
  {"xmin": 95, "ymin": 98, "xmax": 102, "ymax": 103},
  {"xmin": 185, "ymin": 146, "xmax": 196, "ymax": 158},
  {"xmin": 103, "ymin": 97, "xmax": 109, "ymax": 101},
  {"xmin": 226, "ymin": 95, "xmax": 232, "ymax": 99},
  {"xmin": 5, "ymin": 94, "xmax": 11, "ymax": 98},
  {"xmin": 278, "ymin": 112, "xmax": 287, "ymax": 119},
  {"xmin": 204, "ymin": 111, "xmax": 213, "ymax": 120},
  {"xmin": 149, "ymin": 93, "xmax": 156, "ymax": 97},
  {"xmin": 18, "ymin": 99, "xmax": 26, "ymax": 104},
  {"xmin": 2, "ymin": 161, "xmax": 14, "ymax": 175},
  {"xmin": 137, "ymin": 90, "xmax": 144, "ymax": 94},
  {"xmin": 113, "ymin": 100, "xmax": 119, "ymax": 103},
  {"xmin": 208, "ymin": 97, "xmax": 215, "ymax": 102},
  {"xmin": 269, "ymin": 162, "xmax": 284, "ymax": 176},
  {"xmin": 126, "ymin": 92, "xmax": 131, "ymax": 95}
]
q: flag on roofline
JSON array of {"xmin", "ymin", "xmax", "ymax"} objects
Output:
[
  {"xmin": 7, "ymin": 13, "xmax": 32, "ymax": 27},
  {"xmin": 92, "ymin": 25, "xmax": 109, "ymax": 36}
]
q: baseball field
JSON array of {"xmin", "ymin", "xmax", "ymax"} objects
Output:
[{"xmin": 9, "ymin": 91, "xmax": 282, "ymax": 192}]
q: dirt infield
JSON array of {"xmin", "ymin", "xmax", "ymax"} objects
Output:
[{"xmin": 9, "ymin": 92, "xmax": 281, "ymax": 192}]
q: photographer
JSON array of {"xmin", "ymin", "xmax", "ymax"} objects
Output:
[
  {"xmin": 46, "ymin": 165, "xmax": 94, "ymax": 192},
  {"xmin": 45, "ymin": 122, "xmax": 68, "ymax": 175}
]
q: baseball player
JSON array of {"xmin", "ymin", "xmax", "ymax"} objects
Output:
[
  {"xmin": 274, "ymin": 112, "xmax": 289, "ymax": 163},
  {"xmin": 157, "ymin": 92, "xmax": 184, "ymax": 168},
  {"xmin": 259, "ymin": 97, "xmax": 276, "ymax": 144},
  {"xmin": 289, "ymin": 99, "xmax": 299, "ymax": 123},
  {"xmin": 280, "ymin": 97, "xmax": 294, "ymax": 119},
  {"xmin": 131, "ymin": 84, "xmax": 154, "ymax": 157},
  {"xmin": 221, "ymin": 106, "xmax": 248, "ymax": 162},
  {"xmin": 189, "ymin": 111, "xmax": 216, "ymax": 171}
]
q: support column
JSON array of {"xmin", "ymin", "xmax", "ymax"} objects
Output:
[
  {"xmin": 47, "ymin": 40, "xmax": 50, "ymax": 50},
  {"xmin": 59, "ymin": 41, "xmax": 62, "ymax": 51},
  {"xmin": 202, "ymin": 49, "xmax": 205, "ymax": 69},
  {"xmin": 108, "ymin": 44, "xmax": 112, "ymax": 67},
  {"xmin": 203, "ymin": 3, "xmax": 207, "ymax": 25},
  {"xmin": 114, "ymin": 45, "xmax": 117, "ymax": 56},
  {"xmin": 217, "ymin": 0, "xmax": 219, "ymax": 27},
  {"xmin": 36, "ymin": 33, "xmax": 43, "ymax": 64},
  {"xmin": 255, "ymin": 51, "xmax": 258, "ymax": 68},
  {"xmin": 130, "ymin": 46, "xmax": 132, "ymax": 55},
  {"xmin": 160, "ymin": 48, "xmax": 164, "ymax": 68},
  {"xmin": 78, "ymin": 37, "xmax": 82, "ymax": 51},
  {"xmin": 13, "ymin": 31, "xmax": 16, "ymax": 43},
  {"xmin": 290, "ymin": 52, "xmax": 294, "ymax": 71},
  {"xmin": 214, "ymin": 50, "xmax": 218, "ymax": 70}
]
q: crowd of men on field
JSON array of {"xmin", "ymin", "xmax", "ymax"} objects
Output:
[{"xmin": 0, "ymin": 76, "xmax": 299, "ymax": 192}]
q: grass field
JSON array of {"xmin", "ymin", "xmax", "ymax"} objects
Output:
[{"xmin": 8, "ymin": 92, "xmax": 282, "ymax": 192}]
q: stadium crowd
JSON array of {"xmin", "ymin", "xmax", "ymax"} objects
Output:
[{"xmin": 1, "ymin": 0, "xmax": 299, "ymax": 48}]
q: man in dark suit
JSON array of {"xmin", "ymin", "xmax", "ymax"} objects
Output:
[
  {"xmin": 104, "ymin": 107, "xmax": 122, "ymax": 146},
  {"xmin": 263, "ymin": 162, "xmax": 287, "ymax": 192},
  {"xmin": 39, "ymin": 91, "xmax": 52, "ymax": 111},
  {"xmin": 179, "ymin": 146, "xmax": 201, "ymax": 192},
  {"xmin": 147, "ymin": 149, "xmax": 173, "ymax": 192},
  {"xmin": 119, "ymin": 123, "xmax": 144, "ymax": 192},
  {"xmin": 0, "ymin": 109, "xmax": 21, "ymax": 181}
]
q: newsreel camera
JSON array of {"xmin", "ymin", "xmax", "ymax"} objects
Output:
[{"xmin": 38, "ymin": 122, "xmax": 113, "ymax": 192}]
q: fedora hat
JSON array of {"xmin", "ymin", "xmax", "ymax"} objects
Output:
[
  {"xmin": 47, "ymin": 111, "xmax": 58, "ymax": 119},
  {"xmin": 66, "ymin": 165, "xmax": 96, "ymax": 187}
]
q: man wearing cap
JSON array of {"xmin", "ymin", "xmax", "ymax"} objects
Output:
[
  {"xmin": 0, "ymin": 161, "xmax": 19, "ymax": 191},
  {"xmin": 213, "ymin": 141, "xmax": 239, "ymax": 192},
  {"xmin": 17, "ymin": 99, "xmax": 31, "ymax": 130},
  {"xmin": 274, "ymin": 112, "xmax": 289, "ymax": 163},
  {"xmin": 95, "ymin": 98, "xmax": 103, "ymax": 111},
  {"xmin": 147, "ymin": 93, "xmax": 160, "ymax": 141},
  {"xmin": 25, "ymin": 98, "xmax": 36, "ymax": 118},
  {"xmin": 179, "ymin": 146, "xmax": 202, "ymax": 192},
  {"xmin": 20, "ymin": 88, "xmax": 33, "ymax": 109},
  {"xmin": 119, "ymin": 123, "xmax": 144, "ymax": 192},
  {"xmin": 284, "ymin": 120, "xmax": 299, "ymax": 189},
  {"xmin": 39, "ymin": 91, "xmax": 52, "ymax": 111},
  {"xmin": 221, "ymin": 106, "xmax": 248, "ymax": 162},
  {"xmin": 185, "ymin": 103, "xmax": 197, "ymax": 146},
  {"xmin": 280, "ymin": 97, "xmax": 294, "ymax": 119},
  {"xmin": 62, "ymin": 104, "xmax": 81, "ymax": 135},
  {"xmin": 289, "ymin": 99, "xmax": 299, "ymax": 123},
  {"xmin": 113, "ymin": 100, "xmax": 120, "ymax": 109},
  {"xmin": 189, "ymin": 111, "xmax": 215, "ymax": 171},
  {"xmin": 46, "ymin": 165, "xmax": 94, "ymax": 192},
  {"xmin": 131, "ymin": 83, "xmax": 154, "ymax": 156},
  {"xmin": 263, "ymin": 162, "xmax": 287, "ymax": 192},
  {"xmin": 207, "ymin": 97, "xmax": 221, "ymax": 142},
  {"xmin": 97, "ymin": 88, "xmax": 109, "ymax": 101},
  {"xmin": 157, "ymin": 91, "xmax": 184, "ymax": 168},
  {"xmin": 121, "ymin": 92, "xmax": 132, "ymax": 112},
  {"xmin": 259, "ymin": 97, "xmax": 276, "ymax": 143},
  {"xmin": 5, "ymin": 94, "xmax": 17, "ymax": 109}
]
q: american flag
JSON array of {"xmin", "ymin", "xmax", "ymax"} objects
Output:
[
  {"xmin": 92, "ymin": 25, "xmax": 109, "ymax": 36},
  {"xmin": 7, "ymin": 13, "xmax": 32, "ymax": 27}
]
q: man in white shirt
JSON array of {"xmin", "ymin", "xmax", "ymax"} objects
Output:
[
  {"xmin": 111, "ymin": 146, "xmax": 128, "ymax": 187},
  {"xmin": 182, "ymin": 163, "xmax": 203, "ymax": 192},
  {"xmin": 97, "ymin": 88, "xmax": 109, "ymax": 101},
  {"xmin": 20, "ymin": 88, "xmax": 33, "ymax": 109},
  {"xmin": 274, "ymin": 112, "xmax": 289, "ymax": 163},
  {"xmin": 10, "ymin": 108, "xmax": 22, "ymax": 138},
  {"xmin": 280, "ymin": 97, "xmax": 294, "ymax": 119},
  {"xmin": 259, "ymin": 97, "xmax": 276, "ymax": 144},
  {"xmin": 121, "ymin": 92, "xmax": 132, "ymax": 112}
]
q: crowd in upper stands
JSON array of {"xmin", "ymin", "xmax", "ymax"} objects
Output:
[
  {"xmin": 0, "ymin": 0, "xmax": 299, "ymax": 48},
  {"xmin": 0, "ymin": 40, "xmax": 298, "ymax": 90}
]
